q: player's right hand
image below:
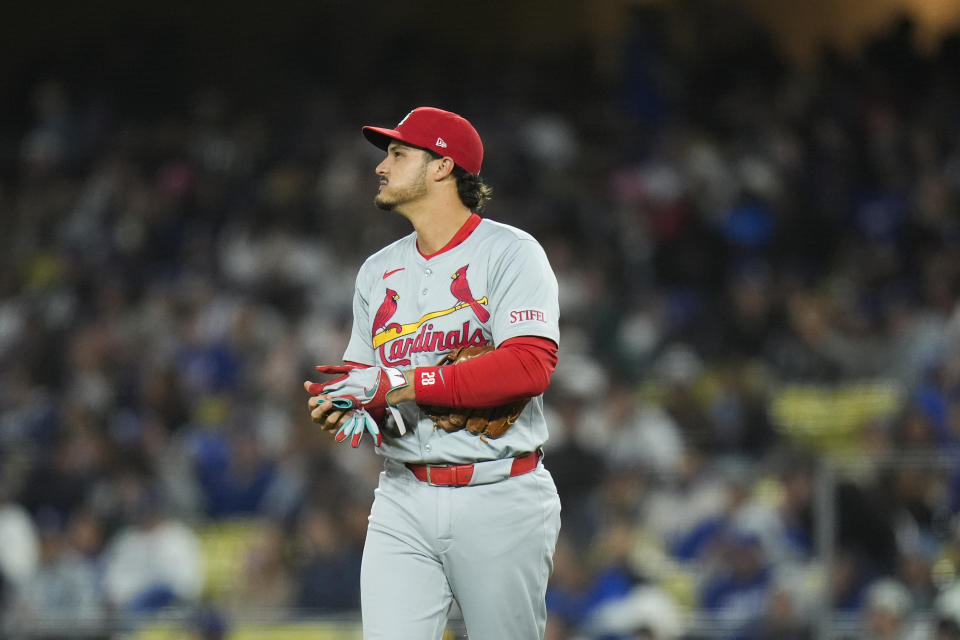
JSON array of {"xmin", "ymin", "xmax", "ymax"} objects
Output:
[
  {"xmin": 309, "ymin": 365, "xmax": 409, "ymax": 435},
  {"xmin": 304, "ymin": 385, "xmax": 382, "ymax": 447},
  {"xmin": 305, "ymin": 383, "xmax": 350, "ymax": 430}
]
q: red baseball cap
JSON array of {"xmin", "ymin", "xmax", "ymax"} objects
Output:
[{"xmin": 362, "ymin": 106, "xmax": 484, "ymax": 175}]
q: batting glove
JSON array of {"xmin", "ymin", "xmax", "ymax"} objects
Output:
[
  {"xmin": 328, "ymin": 397, "xmax": 382, "ymax": 447},
  {"xmin": 310, "ymin": 365, "xmax": 409, "ymax": 435}
]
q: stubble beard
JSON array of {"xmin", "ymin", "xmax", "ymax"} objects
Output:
[
  {"xmin": 374, "ymin": 194, "xmax": 396, "ymax": 211},
  {"xmin": 374, "ymin": 164, "xmax": 429, "ymax": 212}
]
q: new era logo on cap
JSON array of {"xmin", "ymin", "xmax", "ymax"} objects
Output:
[{"xmin": 362, "ymin": 107, "xmax": 484, "ymax": 175}]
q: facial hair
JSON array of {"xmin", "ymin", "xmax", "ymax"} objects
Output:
[{"xmin": 375, "ymin": 162, "xmax": 429, "ymax": 211}]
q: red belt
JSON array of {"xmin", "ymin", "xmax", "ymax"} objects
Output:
[{"xmin": 407, "ymin": 450, "xmax": 540, "ymax": 487}]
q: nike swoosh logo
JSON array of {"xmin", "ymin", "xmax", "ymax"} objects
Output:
[
  {"xmin": 383, "ymin": 268, "xmax": 405, "ymax": 279},
  {"xmin": 363, "ymin": 385, "xmax": 376, "ymax": 398}
]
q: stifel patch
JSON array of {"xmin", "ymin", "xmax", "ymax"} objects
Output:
[{"xmin": 509, "ymin": 308, "xmax": 547, "ymax": 324}]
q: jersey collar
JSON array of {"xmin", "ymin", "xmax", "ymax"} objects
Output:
[{"xmin": 418, "ymin": 213, "xmax": 482, "ymax": 259}]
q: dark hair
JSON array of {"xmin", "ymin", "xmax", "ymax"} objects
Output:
[
  {"xmin": 453, "ymin": 167, "xmax": 493, "ymax": 212},
  {"xmin": 424, "ymin": 149, "xmax": 493, "ymax": 212}
]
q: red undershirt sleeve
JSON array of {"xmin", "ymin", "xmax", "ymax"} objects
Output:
[{"xmin": 413, "ymin": 336, "xmax": 558, "ymax": 408}]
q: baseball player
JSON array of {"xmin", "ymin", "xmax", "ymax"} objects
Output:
[{"xmin": 303, "ymin": 106, "xmax": 562, "ymax": 639}]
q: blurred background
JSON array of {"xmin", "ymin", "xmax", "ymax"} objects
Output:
[{"xmin": 1, "ymin": 0, "xmax": 960, "ymax": 638}]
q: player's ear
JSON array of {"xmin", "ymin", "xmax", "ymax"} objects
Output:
[{"xmin": 431, "ymin": 156, "xmax": 456, "ymax": 181}]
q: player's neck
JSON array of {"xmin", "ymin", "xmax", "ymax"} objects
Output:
[{"xmin": 408, "ymin": 199, "xmax": 473, "ymax": 256}]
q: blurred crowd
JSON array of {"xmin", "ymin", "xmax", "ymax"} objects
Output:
[{"xmin": 2, "ymin": 4, "xmax": 960, "ymax": 639}]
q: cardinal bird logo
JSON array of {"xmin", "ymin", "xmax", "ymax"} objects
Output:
[
  {"xmin": 372, "ymin": 288, "xmax": 402, "ymax": 337},
  {"xmin": 450, "ymin": 265, "xmax": 490, "ymax": 322}
]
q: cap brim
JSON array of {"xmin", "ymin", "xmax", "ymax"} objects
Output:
[{"xmin": 362, "ymin": 126, "xmax": 402, "ymax": 151}]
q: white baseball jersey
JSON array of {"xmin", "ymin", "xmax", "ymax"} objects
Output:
[{"xmin": 342, "ymin": 216, "xmax": 560, "ymax": 464}]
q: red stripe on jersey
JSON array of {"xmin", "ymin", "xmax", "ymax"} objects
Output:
[{"xmin": 418, "ymin": 213, "xmax": 482, "ymax": 259}]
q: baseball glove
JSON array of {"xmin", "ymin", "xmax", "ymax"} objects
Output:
[{"xmin": 419, "ymin": 345, "xmax": 529, "ymax": 438}]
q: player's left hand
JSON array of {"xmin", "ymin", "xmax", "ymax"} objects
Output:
[
  {"xmin": 418, "ymin": 346, "xmax": 529, "ymax": 439},
  {"xmin": 308, "ymin": 365, "xmax": 409, "ymax": 435}
]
